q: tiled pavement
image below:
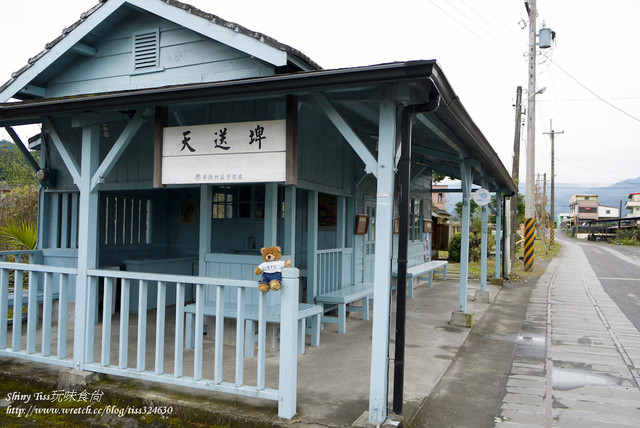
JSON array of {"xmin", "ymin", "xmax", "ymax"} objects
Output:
[{"xmin": 496, "ymin": 236, "xmax": 640, "ymax": 427}]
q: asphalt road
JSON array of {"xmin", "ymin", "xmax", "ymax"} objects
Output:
[{"xmin": 572, "ymin": 237, "xmax": 640, "ymax": 330}]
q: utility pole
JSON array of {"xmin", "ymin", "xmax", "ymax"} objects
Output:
[
  {"xmin": 525, "ymin": 0, "xmax": 537, "ymax": 221},
  {"xmin": 510, "ymin": 86, "xmax": 523, "ymax": 266},
  {"xmin": 543, "ymin": 119, "xmax": 563, "ymax": 224},
  {"xmin": 524, "ymin": 0, "xmax": 538, "ymax": 272},
  {"xmin": 543, "ymin": 173, "xmax": 547, "ymax": 201}
]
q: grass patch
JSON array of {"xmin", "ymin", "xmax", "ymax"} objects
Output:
[
  {"xmin": 446, "ymin": 239, "xmax": 560, "ymax": 281},
  {"xmin": 6, "ymin": 305, "xmax": 27, "ymax": 320},
  {"xmin": 510, "ymin": 238, "xmax": 560, "ymax": 280}
]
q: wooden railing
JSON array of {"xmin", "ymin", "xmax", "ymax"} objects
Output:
[
  {"xmin": 0, "ymin": 260, "xmax": 300, "ymax": 419},
  {"xmin": 0, "ymin": 261, "xmax": 76, "ymax": 366},
  {"xmin": 316, "ymin": 248, "xmax": 344, "ymax": 296}
]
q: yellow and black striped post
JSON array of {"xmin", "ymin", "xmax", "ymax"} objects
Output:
[
  {"xmin": 550, "ymin": 223, "xmax": 555, "ymax": 246},
  {"xmin": 524, "ymin": 218, "xmax": 535, "ymax": 272}
]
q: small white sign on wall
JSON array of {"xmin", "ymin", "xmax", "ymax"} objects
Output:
[{"xmin": 162, "ymin": 119, "xmax": 286, "ymax": 185}]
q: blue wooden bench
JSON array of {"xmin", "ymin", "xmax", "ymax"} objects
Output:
[
  {"xmin": 314, "ymin": 283, "xmax": 374, "ymax": 334},
  {"xmin": 6, "ymin": 291, "xmax": 60, "ymax": 324},
  {"xmin": 6, "ymin": 291, "xmax": 59, "ymax": 309},
  {"xmin": 183, "ymin": 302, "xmax": 322, "ymax": 355},
  {"xmin": 393, "ymin": 260, "xmax": 448, "ymax": 298}
]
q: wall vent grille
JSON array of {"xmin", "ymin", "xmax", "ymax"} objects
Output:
[{"xmin": 133, "ymin": 30, "xmax": 159, "ymax": 70}]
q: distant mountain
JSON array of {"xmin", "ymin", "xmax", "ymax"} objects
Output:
[
  {"xmin": 440, "ymin": 177, "xmax": 640, "ymax": 220},
  {"xmin": 545, "ymin": 177, "xmax": 640, "ymax": 217}
]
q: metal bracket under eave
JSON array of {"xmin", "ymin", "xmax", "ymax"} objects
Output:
[
  {"xmin": 42, "ymin": 117, "xmax": 81, "ymax": 186},
  {"xmin": 4, "ymin": 126, "xmax": 40, "ymax": 173},
  {"xmin": 90, "ymin": 107, "xmax": 152, "ymax": 192},
  {"xmin": 312, "ymin": 92, "xmax": 378, "ymax": 179}
]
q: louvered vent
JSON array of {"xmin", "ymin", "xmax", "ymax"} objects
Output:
[{"xmin": 133, "ymin": 30, "xmax": 159, "ymax": 70}]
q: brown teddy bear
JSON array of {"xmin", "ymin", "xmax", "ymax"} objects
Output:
[{"xmin": 254, "ymin": 246, "xmax": 292, "ymax": 293}]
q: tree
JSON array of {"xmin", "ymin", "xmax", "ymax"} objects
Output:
[
  {"xmin": 432, "ymin": 173, "xmax": 447, "ymax": 184},
  {"xmin": 0, "ymin": 139, "xmax": 40, "ymax": 187},
  {"xmin": 0, "ymin": 185, "xmax": 39, "ymax": 251},
  {"xmin": 454, "ymin": 199, "xmax": 478, "ymax": 219},
  {"xmin": 489, "ymin": 193, "xmax": 525, "ymax": 224},
  {"xmin": 0, "ymin": 139, "xmax": 40, "ymax": 251},
  {"xmin": 451, "ymin": 199, "xmax": 488, "ymax": 262}
]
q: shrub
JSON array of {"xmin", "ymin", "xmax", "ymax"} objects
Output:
[
  {"xmin": 0, "ymin": 185, "xmax": 39, "ymax": 251},
  {"xmin": 0, "ymin": 185, "xmax": 38, "ymax": 225},
  {"xmin": 615, "ymin": 228, "xmax": 640, "ymax": 246},
  {"xmin": 448, "ymin": 232, "xmax": 462, "ymax": 262},
  {"xmin": 0, "ymin": 218, "xmax": 37, "ymax": 250}
]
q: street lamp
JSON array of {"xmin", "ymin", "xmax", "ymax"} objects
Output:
[{"xmin": 527, "ymin": 86, "xmax": 546, "ymax": 100}]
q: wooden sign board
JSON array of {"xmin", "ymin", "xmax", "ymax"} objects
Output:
[{"xmin": 161, "ymin": 119, "xmax": 286, "ymax": 185}]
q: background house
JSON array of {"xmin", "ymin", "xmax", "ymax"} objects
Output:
[
  {"xmin": 626, "ymin": 192, "xmax": 640, "ymax": 218},
  {"xmin": 431, "ymin": 184, "xmax": 453, "ymax": 258},
  {"xmin": 597, "ymin": 205, "xmax": 619, "ymax": 220},
  {"xmin": 569, "ymin": 194, "xmax": 598, "ymax": 223}
]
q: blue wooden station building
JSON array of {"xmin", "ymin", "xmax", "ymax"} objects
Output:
[{"xmin": 0, "ymin": 0, "xmax": 516, "ymax": 423}]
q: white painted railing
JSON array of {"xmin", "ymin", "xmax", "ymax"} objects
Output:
[
  {"xmin": 0, "ymin": 259, "xmax": 300, "ymax": 419},
  {"xmin": 0, "ymin": 250, "xmax": 41, "ymax": 264},
  {"xmin": 83, "ymin": 267, "xmax": 299, "ymax": 418},
  {"xmin": 316, "ymin": 248, "xmax": 344, "ymax": 295},
  {"xmin": 0, "ymin": 260, "xmax": 76, "ymax": 368}
]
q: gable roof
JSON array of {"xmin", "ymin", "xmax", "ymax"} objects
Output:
[
  {"xmin": 0, "ymin": 0, "xmax": 320, "ymax": 102},
  {"xmin": 0, "ymin": 60, "xmax": 518, "ymax": 195}
]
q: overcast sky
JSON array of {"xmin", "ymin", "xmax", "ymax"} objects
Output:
[{"xmin": 1, "ymin": 0, "xmax": 639, "ymax": 190}]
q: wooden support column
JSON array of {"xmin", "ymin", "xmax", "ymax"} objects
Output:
[
  {"xmin": 480, "ymin": 179, "xmax": 489, "ymax": 292},
  {"xmin": 368, "ymin": 99, "xmax": 397, "ymax": 424},
  {"xmin": 457, "ymin": 161, "xmax": 473, "ymax": 313},
  {"xmin": 337, "ymin": 195, "xmax": 346, "ymax": 249},
  {"xmin": 336, "ymin": 195, "xmax": 346, "ymax": 283},
  {"xmin": 306, "ymin": 190, "xmax": 318, "ymax": 305},
  {"xmin": 495, "ymin": 191, "xmax": 503, "ymax": 279},
  {"xmin": 284, "ymin": 186, "xmax": 296, "ymax": 260},
  {"xmin": 286, "ymin": 95, "xmax": 298, "ymax": 185},
  {"xmin": 264, "ymin": 183, "xmax": 278, "ymax": 247},
  {"xmin": 346, "ymin": 196, "xmax": 356, "ymax": 283},
  {"xmin": 199, "ymin": 185, "xmax": 213, "ymax": 277},
  {"xmin": 73, "ymin": 124, "xmax": 100, "ymax": 370},
  {"xmin": 154, "ymin": 106, "xmax": 168, "ymax": 188}
]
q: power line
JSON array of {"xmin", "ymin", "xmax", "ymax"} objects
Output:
[
  {"xmin": 551, "ymin": 184, "xmax": 640, "ymax": 188},
  {"xmin": 428, "ymin": 0, "xmax": 526, "ymax": 70},
  {"xmin": 556, "ymin": 158, "xmax": 640, "ymax": 185},
  {"xmin": 469, "ymin": 0, "xmax": 525, "ymax": 42},
  {"xmin": 543, "ymin": 56, "xmax": 565, "ymax": 131},
  {"xmin": 460, "ymin": 0, "xmax": 526, "ymax": 54},
  {"xmin": 550, "ymin": 59, "xmax": 640, "ymax": 124},
  {"xmin": 538, "ymin": 97, "xmax": 640, "ymax": 103}
]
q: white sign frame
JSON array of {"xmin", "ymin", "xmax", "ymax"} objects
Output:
[
  {"xmin": 161, "ymin": 119, "xmax": 287, "ymax": 185},
  {"xmin": 472, "ymin": 188, "xmax": 491, "ymax": 206}
]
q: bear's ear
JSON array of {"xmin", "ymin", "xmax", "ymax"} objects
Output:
[
  {"xmin": 260, "ymin": 247, "xmax": 267, "ymax": 255},
  {"xmin": 275, "ymin": 246, "xmax": 281, "ymax": 253}
]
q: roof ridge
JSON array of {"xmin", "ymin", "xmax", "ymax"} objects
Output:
[{"xmin": 1, "ymin": 0, "xmax": 320, "ymax": 99}]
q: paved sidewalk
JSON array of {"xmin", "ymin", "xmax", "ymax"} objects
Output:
[{"xmin": 496, "ymin": 236, "xmax": 640, "ymax": 427}]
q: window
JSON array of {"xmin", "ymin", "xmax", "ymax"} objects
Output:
[
  {"xmin": 102, "ymin": 195, "xmax": 151, "ymax": 245},
  {"xmin": 365, "ymin": 202, "xmax": 376, "ymax": 256},
  {"xmin": 437, "ymin": 193, "xmax": 444, "ymax": 204},
  {"xmin": 213, "ymin": 186, "xmax": 234, "ymax": 219},
  {"xmin": 410, "ymin": 199, "xmax": 417, "ymax": 241},
  {"xmin": 132, "ymin": 29, "xmax": 161, "ymax": 72},
  {"xmin": 211, "ymin": 185, "xmax": 282, "ymax": 220}
]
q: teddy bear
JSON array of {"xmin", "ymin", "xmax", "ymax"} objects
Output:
[{"xmin": 254, "ymin": 246, "xmax": 292, "ymax": 293}]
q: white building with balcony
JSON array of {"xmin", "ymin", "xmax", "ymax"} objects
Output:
[{"xmin": 626, "ymin": 192, "xmax": 640, "ymax": 217}]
